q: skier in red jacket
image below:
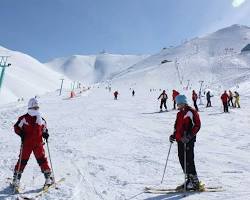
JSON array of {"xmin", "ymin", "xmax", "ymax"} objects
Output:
[
  {"xmin": 12, "ymin": 98, "xmax": 54, "ymax": 191},
  {"xmin": 169, "ymin": 95, "xmax": 201, "ymax": 191},
  {"xmin": 192, "ymin": 90, "xmax": 199, "ymax": 111},
  {"xmin": 172, "ymin": 90, "xmax": 180, "ymax": 109},
  {"xmin": 221, "ymin": 91, "xmax": 229, "ymax": 113}
]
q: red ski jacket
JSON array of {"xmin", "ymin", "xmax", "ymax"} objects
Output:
[
  {"xmin": 192, "ymin": 92, "xmax": 198, "ymax": 101},
  {"xmin": 172, "ymin": 90, "xmax": 179, "ymax": 101},
  {"xmin": 14, "ymin": 114, "xmax": 47, "ymax": 145},
  {"xmin": 221, "ymin": 93, "xmax": 229, "ymax": 103},
  {"xmin": 174, "ymin": 106, "xmax": 201, "ymax": 141}
]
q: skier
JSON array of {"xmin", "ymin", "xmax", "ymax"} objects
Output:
[
  {"xmin": 132, "ymin": 90, "xmax": 135, "ymax": 96},
  {"xmin": 158, "ymin": 90, "xmax": 168, "ymax": 111},
  {"xmin": 114, "ymin": 91, "xmax": 119, "ymax": 100},
  {"xmin": 172, "ymin": 90, "xmax": 179, "ymax": 109},
  {"xmin": 192, "ymin": 90, "xmax": 199, "ymax": 111},
  {"xmin": 169, "ymin": 95, "xmax": 201, "ymax": 191},
  {"xmin": 234, "ymin": 91, "xmax": 240, "ymax": 108},
  {"xmin": 221, "ymin": 91, "xmax": 229, "ymax": 113},
  {"xmin": 206, "ymin": 91, "xmax": 213, "ymax": 107},
  {"xmin": 228, "ymin": 90, "xmax": 234, "ymax": 107},
  {"xmin": 12, "ymin": 98, "xmax": 54, "ymax": 191}
]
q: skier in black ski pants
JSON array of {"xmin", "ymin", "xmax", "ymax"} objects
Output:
[
  {"xmin": 169, "ymin": 95, "xmax": 201, "ymax": 191},
  {"xmin": 206, "ymin": 91, "xmax": 213, "ymax": 107},
  {"xmin": 158, "ymin": 90, "xmax": 168, "ymax": 111}
]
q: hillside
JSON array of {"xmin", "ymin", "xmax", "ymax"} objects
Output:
[
  {"xmin": 0, "ymin": 46, "xmax": 71, "ymax": 105},
  {"xmin": 46, "ymin": 53, "xmax": 148, "ymax": 85},
  {"xmin": 111, "ymin": 24, "xmax": 250, "ymax": 95}
]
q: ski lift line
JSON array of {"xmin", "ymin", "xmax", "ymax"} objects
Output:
[{"xmin": 175, "ymin": 58, "xmax": 183, "ymax": 85}]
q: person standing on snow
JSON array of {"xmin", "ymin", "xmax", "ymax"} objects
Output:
[
  {"xmin": 132, "ymin": 90, "xmax": 135, "ymax": 96},
  {"xmin": 228, "ymin": 90, "xmax": 234, "ymax": 107},
  {"xmin": 192, "ymin": 90, "xmax": 199, "ymax": 111},
  {"xmin": 234, "ymin": 91, "xmax": 240, "ymax": 108},
  {"xmin": 114, "ymin": 91, "xmax": 119, "ymax": 100},
  {"xmin": 169, "ymin": 95, "xmax": 201, "ymax": 191},
  {"xmin": 221, "ymin": 91, "xmax": 229, "ymax": 113},
  {"xmin": 158, "ymin": 90, "xmax": 168, "ymax": 111},
  {"xmin": 12, "ymin": 98, "xmax": 54, "ymax": 191},
  {"xmin": 206, "ymin": 91, "xmax": 213, "ymax": 107},
  {"xmin": 172, "ymin": 90, "xmax": 180, "ymax": 109}
]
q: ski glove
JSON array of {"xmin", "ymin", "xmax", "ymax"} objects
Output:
[
  {"xmin": 169, "ymin": 134, "xmax": 175, "ymax": 143},
  {"xmin": 180, "ymin": 134, "xmax": 193, "ymax": 144},
  {"xmin": 42, "ymin": 130, "xmax": 49, "ymax": 140}
]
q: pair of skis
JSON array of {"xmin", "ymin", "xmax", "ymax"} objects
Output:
[
  {"xmin": 10, "ymin": 178, "xmax": 65, "ymax": 200},
  {"xmin": 144, "ymin": 182, "xmax": 224, "ymax": 195}
]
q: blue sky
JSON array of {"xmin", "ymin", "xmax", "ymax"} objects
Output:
[{"xmin": 0, "ymin": 0, "xmax": 250, "ymax": 62}]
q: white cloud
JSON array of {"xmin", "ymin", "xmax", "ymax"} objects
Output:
[{"xmin": 232, "ymin": 0, "xmax": 246, "ymax": 7}]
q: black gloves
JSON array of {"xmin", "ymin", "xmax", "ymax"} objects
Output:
[
  {"xmin": 42, "ymin": 129, "xmax": 49, "ymax": 140},
  {"xmin": 169, "ymin": 134, "xmax": 175, "ymax": 143}
]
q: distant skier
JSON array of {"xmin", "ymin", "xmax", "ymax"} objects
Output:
[
  {"xmin": 172, "ymin": 90, "xmax": 180, "ymax": 109},
  {"xmin": 12, "ymin": 98, "xmax": 54, "ymax": 191},
  {"xmin": 228, "ymin": 90, "xmax": 234, "ymax": 107},
  {"xmin": 221, "ymin": 91, "xmax": 229, "ymax": 113},
  {"xmin": 158, "ymin": 90, "xmax": 168, "ymax": 111},
  {"xmin": 206, "ymin": 91, "xmax": 213, "ymax": 107},
  {"xmin": 234, "ymin": 91, "xmax": 240, "ymax": 108},
  {"xmin": 169, "ymin": 95, "xmax": 201, "ymax": 191},
  {"xmin": 192, "ymin": 90, "xmax": 199, "ymax": 111},
  {"xmin": 132, "ymin": 90, "xmax": 135, "ymax": 96},
  {"xmin": 114, "ymin": 91, "xmax": 119, "ymax": 100}
]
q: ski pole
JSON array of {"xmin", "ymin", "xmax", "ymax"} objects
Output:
[
  {"xmin": 160, "ymin": 142, "xmax": 172, "ymax": 184},
  {"xmin": 46, "ymin": 139, "xmax": 56, "ymax": 183},
  {"xmin": 17, "ymin": 142, "xmax": 24, "ymax": 174},
  {"xmin": 13, "ymin": 142, "xmax": 24, "ymax": 193},
  {"xmin": 184, "ymin": 141, "xmax": 187, "ymax": 196}
]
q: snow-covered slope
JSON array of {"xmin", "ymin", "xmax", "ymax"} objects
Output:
[
  {"xmin": 46, "ymin": 53, "xmax": 148, "ymax": 84},
  {"xmin": 0, "ymin": 24, "xmax": 250, "ymax": 200},
  {"xmin": 0, "ymin": 46, "xmax": 71, "ymax": 105},
  {"xmin": 111, "ymin": 24, "xmax": 250, "ymax": 93},
  {"xmin": 45, "ymin": 55, "xmax": 96, "ymax": 85},
  {"xmin": 0, "ymin": 86, "xmax": 249, "ymax": 200}
]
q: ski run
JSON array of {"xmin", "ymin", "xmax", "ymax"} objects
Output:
[
  {"xmin": 0, "ymin": 24, "xmax": 250, "ymax": 200},
  {"xmin": 0, "ymin": 86, "xmax": 250, "ymax": 199}
]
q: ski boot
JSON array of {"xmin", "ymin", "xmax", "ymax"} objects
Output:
[
  {"xmin": 11, "ymin": 172, "xmax": 22, "ymax": 193},
  {"xmin": 176, "ymin": 174, "xmax": 200, "ymax": 191},
  {"xmin": 188, "ymin": 174, "xmax": 200, "ymax": 191},
  {"xmin": 43, "ymin": 171, "xmax": 55, "ymax": 189}
]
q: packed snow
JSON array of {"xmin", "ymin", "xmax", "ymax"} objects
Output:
[
  {"xmin": 0, "ymin": 24, "xmax": 250, "ymax": 200},
  {"xmin": 0, "ymin": 86, "xmax": 250, "ymax": 200}
]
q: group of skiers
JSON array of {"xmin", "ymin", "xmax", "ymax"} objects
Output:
[
  {"xmin": 157, "ymin": 89, "xmax": 241, "ymax": 113},
  {"xmin": 12, "ymin": 94, "xmax": 201, "ymax": 192},
  {"xmin": 220, "ymin": 90, "xmax": 240, "ymax": 113},
  {"xmin": 157, "ymin": 89, "xmax": 180, "ymax": 111},
  {"xmin": 11, "ymin": 86, "xmax": 241, "ymax": 193},
  {"xmin": 113, "ymin": 90, "xmax": 136, "ymax": 100}
]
